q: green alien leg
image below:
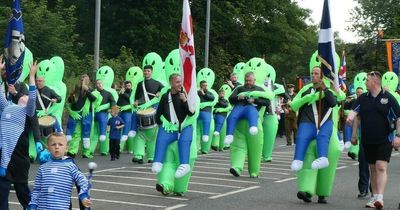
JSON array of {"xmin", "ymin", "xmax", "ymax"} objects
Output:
[
  {"xmin": 198, "ymin": 119, "xmax": 214, "ymax": 154},
  {"xmin": 99, "ymin": 133, "xmax": 110, "ymax": 155},
  {"xmin": 67, "ymin": 122, "xmax": 82, "ymax": 155},
  {"xmin": 133, "ymin": 131, "xmax": 146, "ymax": 159},
  {"xmin": 316, "ymin": 130, "xmax": 341, "ymax": 197},
  {"xmin": 28, "ymin": 132, "xmax": 37, "ymax": 161},
  {"xmin": 174, "ymin": 158, "xmax": 196, "ymax": 193},
  {"xmin": 348, "ymin": 144, "xmax": 359, "ymax": 157},
  {"xmin": 229, "ymin": 120, "xmax": 248, "ymax": 176},
  {"xmin": 119, "ymin": 139, "xmax": 127, "ymax": 153},
  {"xmin": 126, "ymin": 136, "xmax": 135, "ymax": 153},
  {"xmin": 246, "ymin": 120, "xmax": 264, "ymax": 177},
  {"xmin": 88, "ymin": 121, "xmax": 100, "ymax": 157},
  {"xmin": 262, "ymin": 114, "xmax": 279, "ymax": 161},
  {"xmin": 156, "ymin": 142, "xmax": 178, "ymax": 195},
  {"xmin": 219, "ymin": 122, "xmax": 228, "ymax": 150},
  {"xmin": 144, "ymin": 127, "xmax": 158, "ymax": 161},
  {"xmin": 296, "ymin": 140, "xmax": 318, "ymax": 195}
]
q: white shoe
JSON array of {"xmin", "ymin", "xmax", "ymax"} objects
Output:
[
  {"xmin": 249, "ymin": 126, "xmax": 258, "ymax": 135},
  {"xmin": 152, "ymin": 162, "xmax": 163, "ymax": 174},
  {"xmin": 311, "ymin": 157, "xmax": 329, "ymax": 170},
  {"xmin": 99, "ymin": 135, "xmax": 106, "ymax": 142},
  {"xmin": 66, "ymin": 135, "xmax": 72, "ymax": 142},
  {"xmin": 373, "ymin": 195, "xmax": 384, "ymax": 209},
  {"xmin": 202, "ymin": 135, "xmax": 209, "ymax": 142},
  {"xmin": 175, "ymin": 164, "xmax": 191, "ymax": 178},
  {"xmin": 128, "ymin": 130, "xmax": 137, "ymax": 138},
  {"xmin": 344, "ymin": 141, "xmax": 352, "ymax": 149},
  {"xmin": 83, "ymin": 138, "xmax": 90, "ymax": 149},
  {"xmin": 224, "ymin": 135, "xmax": 234, "ymax": 145},
  {"xmin": 291, "ymin": 160, "xmax": 303, "ymax": 171},
  {"xmin": 213, "ymin": 131, "xmax": 220, "ymax": 136},
  {"xmin": 339, "ymin": 140, "xmax": 345, "ymax": 151},
  {"xmin": 120, "ymin": 135, "xmax": 128, "ymax": 142},
  {"xmin": 365, "ymin": 195, "xmax": 377, "ymax": 208}
]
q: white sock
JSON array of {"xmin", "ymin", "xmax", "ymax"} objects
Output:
[
  {"xmin": 291, "ymin": 160, "xmax": 303, "ymax": 171},
  {"xmin": 152, "ymin": 162, "xmax": 163, "ymax": 174},
  {"xmin": 83, "ymin": 138, "xmax": 90, "ymax": 149},
  {"xmin": 175, "ymin": 164, "xmax": 191, "ymax": 178},
  {"xmin": 120, "ymin": 135, "xmax": 128, "ymax": 142},
  {"xmin": 224, "ymin": 135, "xmax": 234, "ymax": 145},
  {"xmin": 249, "ymin": 126, "xmax": 258, "ymax": 135},
  {"xmin": 344, "ymin": 141, "xmax": 352, "ymax": 149},
  {"xmin": 99, "ymin": 135, "xmax": 106, "ymax": 142},
  {"xmin": 213, "ymin": 131, "xmax": 220, "ymax": 136},
  {"xmin": 66, "ymin": 135, "xmax": 72, "ymax": 142},
  {"xmin": 311, "ymin": 157, "xmax": 329, "ymax": 170},
  {"xmin": 202, "ymin": 135, "xmax": 209, "ymax": 142},
  {"xmin": 128, "ymin": 130, "xmax": 137, "ymax": 138}
]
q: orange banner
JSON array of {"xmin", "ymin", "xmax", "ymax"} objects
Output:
[{"xmin": 386, "ymin": 41, "xmax": 393, "ymax": 71}]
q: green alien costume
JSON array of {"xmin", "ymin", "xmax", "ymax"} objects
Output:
[
  {"xmin": 211, "ymin": 84, "xmax": 232, "ymax": 150},
  {"xmin": 196, "ymin": 68, "xmax": 218, "ymax": 154},
  {"xmin": 232, "ymin": 62, "xmax": 245, "ymax": 85}
]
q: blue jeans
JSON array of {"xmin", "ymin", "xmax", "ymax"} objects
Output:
[
  {"xmin": 213, "ymin": 113, "xmax": 226, "ymax": 133},
  {"xmin": 95, "ymin": 111, "xmax": 108, "ymax": 136},
  {"xmin": 153, "ymin": 126, "xmax": 193, "ymax": 164},
  {"xmin": 294, "ymin": 120, "xmax": 333, "ymax": 160},
  {"xmin": 226, "ymin": 105, "xmax": 258, "ymax": 136},
  {"xmin": 130, "ymin": 112, "xmax": 138, "ymax": 132},
  {"xmin": 198, "ymin": 111, "xmax": 212, "ymax": 136},
  {"xmin": 344, "ymin": 124, "xmax": 352, "ymax": 142},
  {"xmin": 119, "ymin": 111, "xmax": 132, "ymax": 136},
  {"xmin": 358, "ymin": 143, "xmax": 370, "ymax": 193},
  {"xmin": 66, "ymin": 112, "xmax": 93, "ymax": 138}
]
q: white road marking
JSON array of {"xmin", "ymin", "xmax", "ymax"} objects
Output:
[
  {"xmin": 165, "ymin": 204, "xmax": 188, "ymax": 210},
  {"xmin": 91, "ymin": 187, "xmax": 188, "ymax": 201},
  {"xmin": 71, "ymin": 196, "xmax": 166, "ymax": 208},
  {"xmin": 275, "ymin": 177, "xmax": 297, "ymax": 183},
  {"xmin": 209, "ymin": 186, "xmax": 261, "ymax": 199},
  {"xmin": 336, "ymin": 166, "xmax": 348, "ymax": 170}
]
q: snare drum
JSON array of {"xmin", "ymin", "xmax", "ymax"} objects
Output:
[
  {"xmin": 136, "ymin": 107, "xmax": 157, "ymax": 129},
  {"xmin": 38, "ymin": 115, "xmax": 56, "ymax": 128}
]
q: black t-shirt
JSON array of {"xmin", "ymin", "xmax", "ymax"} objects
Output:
[
  {"xmin": 229, "ymin": 85, "xmax": 270, "ymax": 110},
  {"xmin": 298, "ymin": 87, "xmax": 337, "ymax": 123},
  {"xmin": 36, "ymin": 86, "xmax": 62, "ymax": 110},
  {"xmin": 7, "ymin": 81, "xmax": 28, "ymax": 104},
  {"xmin": 214, "ymin": 97, "xmax": 229, "ymax": 116},
  {"xmin": 156, "ymin": 90, "xmax": 194, "ymax": 131},
  {"xmin": 99, "ymin": 89, "xmax": 116, "ymax": 106},
  {"xmin": 352, "ymin": 90, "xmax": 400, "ymax": 145},
  {"xmin": 68, "ymin": 88, "xmax": 97, "ymax": 111},
  {"xmin": 117, "ymin": 89, "xmax": 132, "ymax": 108},
  {"xmin": 343, "ymin": 98, "xmax": 355, "ymax": 110},
  {"xmin": 198, "ymin": 89, "xmax": 215, "ymax": 112},
  {"xmin": 135, "ymin": 79, "xmax": 164, "ymax": 105}
]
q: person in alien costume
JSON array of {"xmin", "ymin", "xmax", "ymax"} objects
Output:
[
  {"xmin": 346, "ymin": 72, "xmax": 367, "ymax": 160},
  {"xmin": 382, "ymin": 71, "xmax": 400, "ymax": 102},
  {"xmin": 131, "ymin": 53, "xmax": 165, "ymax": 163},
  {"xmin": 231, "ymin": 62, "xmax": 245, "ymax": 86},
  {"xmin": 261, "ymin": 63, "xmax": 286, "ymax": 162},
  {"xmin": 196, "ymin": 68, "xmax": 218, "ymax": 154},
  {"xmin": 119, "ymin": 66, "xmax": 143, "ymax": 153},
  {"xmin": 154, "ymin": 49, "xmax": 199, "ymax": 195},
  {"xmin": 293, "ymin": 51, "xmax": 345, "ymax": 204},
  {"xmin": 227, "ymin": 57, "xmax": 274, "ymax": 178},
  {"xmin": 82, "ymin": 66, "xmax": 118, "ymax": 157},
  {"xmin": 211, "ymin": 84, "xmax": 232, "ymax": 151}
]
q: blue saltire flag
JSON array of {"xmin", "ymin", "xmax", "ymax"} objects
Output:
[
  {"xmin": 4, "ymin": 0, "xmax": 25, "ymax": 85},
  {"xmin": 317, "ymin": 0, "xmax": 339, "ymax": 88}
]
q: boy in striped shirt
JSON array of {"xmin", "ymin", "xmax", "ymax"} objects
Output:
[{"xmin": 28, "ymin": 133, "xmax": 92, "ymax": 209}]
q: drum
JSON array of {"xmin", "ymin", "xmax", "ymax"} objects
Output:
[
  {"xmin": 38, "ymin": 115, "xmax": 56, "ymax": 128},
  {"xmin": 136, "ymin": 107, "xmax": 157, "ymax": 130}
]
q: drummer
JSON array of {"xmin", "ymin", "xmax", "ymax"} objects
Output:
[
  {"xmin": 132, "ymin": 65, "xmax": 164, "ymax": 164},
  {"xmin": 35, "ymin": 76, "xmax": 63, "ymax": 135}
]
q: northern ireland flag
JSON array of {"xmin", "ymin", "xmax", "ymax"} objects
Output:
[
  {"xmin": 317, "ymin": 0, "xmax": 339, "ymax": 88},
  {"xmin": 179, "ymin": 0, "xmax": 196, "ymax": 112},
  {"xmin": 339, "ymin": 50, "xmax": 347, "ymax": 91},
  {"xmin": 4, "ymin": 0, "xmax": 25, "ymax": 85}
]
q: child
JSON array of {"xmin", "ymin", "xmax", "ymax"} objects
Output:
[
  {"xmin": 213, "ymin": 89, "xmax": 229, "ymax": 136},
  {"xmin": 28, "ymin": 133, "xmax": 91, "ymax": 209},
  {"xmin": 108, "ymin": 105, "xmax": 125, "ymax": 160}
]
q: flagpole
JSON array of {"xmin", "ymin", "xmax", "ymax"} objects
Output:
[
  {"xmin": 94, "ymin": 0, "xmax": 101, "ymax": 76},
  {"xmin": 204, "ymin": 0, "xmax": 211, "ymax": 67}
]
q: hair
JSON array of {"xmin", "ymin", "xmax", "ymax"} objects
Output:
[
  {"xmin": 356, "ymin": 87, "xmax": 364, "ymax": 91},
  {"xmin": 244, "ymin": 71, "xmax": 255, "ymax": 78},
  {"xmin": 124, "ymin": 80, "xmax": 131, "ymax": 85},
  {"xmin": 200, "ymin": 80, "xmax": 207, "ymax": 86},
  {"xmin": 169, "ymin": 73, "xmax": 181, "ymax": 82},
  {"xmin": 143, "ymin": 65, "xmax": 153, "ymax": 71},
  {"xmin": 111, "ymin": 105, "xmax": 119, "ymax": 113},
  {"xmin": 46, "ymin": 132, "xmax": 67, "ymax": 144},
  {"xmin": 218, "ymin": 89, "xmax": 225, "ymax": 94},
  {"xmin": 230, "ymin": 72, "xmax": 237, "ymax": 77}
]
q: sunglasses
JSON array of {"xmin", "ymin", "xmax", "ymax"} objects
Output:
[{"xmin": 368, "ymin": 71, "xmax": 382, "ymax": 78}]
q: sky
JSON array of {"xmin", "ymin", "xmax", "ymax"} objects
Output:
[{"xmin": 296, "ymin": 0, "xmax": 360, "ymax": 43}]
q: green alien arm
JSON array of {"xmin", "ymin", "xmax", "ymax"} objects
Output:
[
  {"xmin": 274, "ymin": 83, "xmax": 285, "ymax": 95},
  {"xmin": 246, "ymin": 89, "xmax": 275, "ymax": 100},
  {"xmin": 290, "ymin": 84, "xmax": 314, "ymax": 112},
  {"xmin": 160, "ymin": 115, "xmax": 179, "ymax": 133},
  {"xmin": 67, "ymin": 104, "xmax": 82, "ymax": 120}
]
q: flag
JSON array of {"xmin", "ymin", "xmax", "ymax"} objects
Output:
[
  {"xmin": 339, "ymin": 50, "xmax": 347, "ymax": 91},
  {"xmin": 386, "ymin": 41, "xmax": 400, "ymax": 75},
  {"xmin": 317, "ymin": 0, "xmax": 338, "ymax": 88},
  {"xmin": 4, "ymin": 0, "xmax": 25, "ymax": 85},
  {"xmin": 179, "ymin": 0, "xmax": 196, "ymax": 111}
]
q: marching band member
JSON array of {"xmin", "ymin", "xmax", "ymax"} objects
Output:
[{"xmin": 197, "ymin": 80, "xmax": 215, "ymax": 143}]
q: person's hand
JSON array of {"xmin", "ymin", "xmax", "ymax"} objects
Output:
[
  {"xmin": 227, "ymin": 80, "xmax": 233, "ymax": 87},
  {"xmin": 134, "ymin": 101, "xmax": 139, "ymax": 107},
  {"xmin": 82, "ymin": 84, "xmax": 89, "ymax": 91},
  {"xmin": 351, "ymin": 136, "xmax": 358, "ymax": 145},
  {"xmin": 179, "ymin": 92, "xmax": 187, "ymax": 102},
  {"xmin": 392, "ymin": 136, "xmax": 400, "ymax": 149},
  {"xmin": 237, "ymin": 94, "xmax": 245, "ymax": 100},
  {"xmin": 247, "ymin": 97, "xmax": 255, "ymax": 104},
  {"xmin": 8, "ymin": 84, "xmax": 16, "ymax": 95},
  {"xmin": 156, "ymin": 92, "xmax": 160, "ymax": 97},
  {"xmin": 0, "ymin": 55, "xmax": 5, "ymax": 70},
  {"xmin": 346, "ymin": 111, "xmax": 356, "ymax": 125},
  {"xmin": 81, "ymin": 198, "xmax": 92, "ymax": 208},
  {"xmin": 29, "ymin": 61, "xmax": 38, "ymax": 76},
  {"xmin": 35, "ymin": 142, "xmax": 44, "ymax": 152},
  {"xmin": 201, "ymin": 89, "xmax": 205, "ymax": 95}
]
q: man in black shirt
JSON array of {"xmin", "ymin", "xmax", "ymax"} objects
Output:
[
  {"xmin": 66, "ymin": 74, "xmax": 97, "ymax": 154},
  {"xmin": 152, "ymin": 73, "xmax": 195, "ymax": 178},
  {"xmin": 347, "ymin": 71, "xmax": 400, "ymax": 209},
  {"xmin": 94, "ymin": 79, "xmax": 115, "ymax": 142},
  {"xmin": 197, "ymin": 80, "xmax": 215, "ymax": 143},
  {"xmin": 117, "ymin": 80, "xmax": 133, "ymax": 142},
  {"xmin": 227, "ymin": 72, "xmax": 241, "ymax": 90},
  {"xmin": 132, "ymin": 65, "xmax": 164, "ymax": 164}
]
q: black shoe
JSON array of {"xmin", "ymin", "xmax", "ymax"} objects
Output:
[
  {"xmin": 111, "ymin": 157, "xmax": 115, "ymax": 161},
  {"xmin": 229, "ymin": 168, "xmax": 240, "ymax": 177},
  {"xmin": 398, "ymin": 202, "xmax": 400, "ymax": 209},
  {"xmin": 297, "ymin": 191, "xmax": 312, "ymax": 203},
  {"xmin": 174, "ymin": 192, "xmax": 184, "ymax": 196},
  {"xmin": 317, "ymin": 196, "xmax": 327, "ymax": 204},
  {"xmin": 211, "ymin": 146, "xmax": 218, "ymax": 151},
  {"xmin": 358, "ymin": 192, "xmax": 368, "ymax": 198},
  {"xmin": 132, "ymin": 157, "xmax": 138, "ymax": 163},
  {"xmin": 100, "ymin": 153, "xmax": 107, "ymax": 156},
  {"xmin": 138, "ymin": 159, "xmax": 144, "ymax": 164},
  {"xmin": 347, "ymin": 152, "xmax": 356, "ymax": 160},
  {"xmin": 67, "ymin": 152, "xmax": 76, "ymax": 158},
  {"xmin": 82, "ymin": 155, "xmax": 89, "ymax": 159},
  {"xmin": 286, "ymin": 143, "xmax": 292, "ymax": 146},
  {"xmin": 156, "ymin": 183, "xmax": 169, "ymax": 195},
  {"xmin": 201, "ymin": 151, "xmax": 207, "ymax": 154},
  {"xmin": 148, "ymin": 160, "xmax": 153, "ymax": 163},
  {"xmin": 116, "ymin": 155, "xmax": 120, "ymax": 159},
  {"xmin": 223, "ymin": 146, "xmax": 230, "ymax": 150}
]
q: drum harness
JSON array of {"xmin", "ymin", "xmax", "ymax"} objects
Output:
[
  {"xmin": 168, "ymin": 92, "xmax": 181, "ymax": 138},
  {"xmin": 37, "ymin": 90, "xmax": 53, "ymax": 114}
]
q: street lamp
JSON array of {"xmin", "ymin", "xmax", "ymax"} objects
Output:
[
  {"xmin": 94, "ymin": 0, "xmax": 101, "ymax": 75},
  {"xmin": 204, "ymin": 0, "xmax": 210, "ymax": 68}
]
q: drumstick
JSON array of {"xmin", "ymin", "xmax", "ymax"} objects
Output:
[
  {"xmin": 84, "ymin": 162, "xmax": 97, "ymax": 210},
  {"xmin": 146, "ymin": 92, "xmax": 156, "ymax": 97},
  {"xmin": 41, "ymin": 94, "xmax": 52, "ymax": 102}
]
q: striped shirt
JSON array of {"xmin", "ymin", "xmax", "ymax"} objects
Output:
[
  {"xmin": 28, "ymin": 157, "xmax": 89, "ymax": 210},
  {"xmin": 0, "ymin": 85, "xmax": 36, "ymax": 169}
]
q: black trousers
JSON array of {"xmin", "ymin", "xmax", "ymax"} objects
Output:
[
  {"xmin": 358, "ymin": 145, "xmax": 371, "ymax": 193},
  {"xmin": 0, "ymin": 177, "xmax": 30, "ymax": 210},
  {"xmin": 109, "ymin": 139, "xmax": 120, "ymax": 158}
]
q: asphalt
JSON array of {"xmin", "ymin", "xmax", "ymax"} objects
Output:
[{"xmin": 8, "ymin": 137, "xmax": 400, "ymax": 210}]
